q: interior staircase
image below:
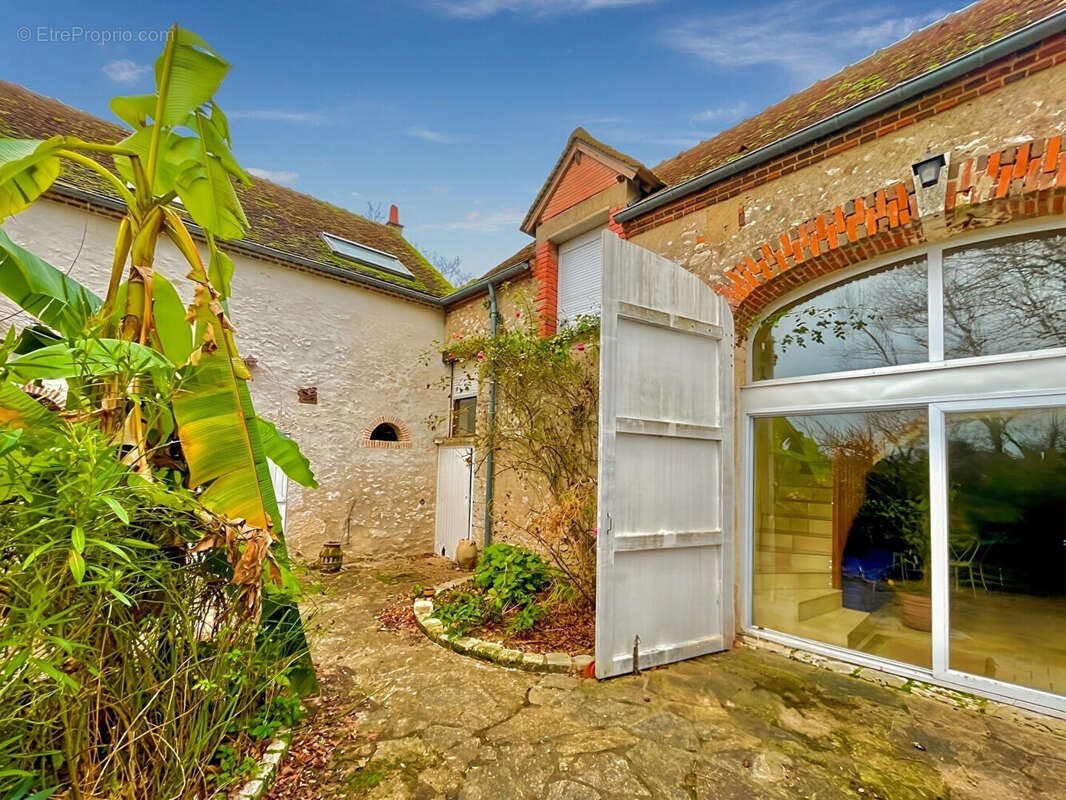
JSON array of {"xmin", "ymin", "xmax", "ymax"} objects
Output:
[{"xmin": 754, "ymin": 482, "xmax": 878, "ymax": 650}]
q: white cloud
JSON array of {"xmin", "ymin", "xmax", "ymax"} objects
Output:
[
  {"xmin": 228, "ymin": 109, "xmax": 329, "ymax": 125},
  {"xmin": 432, "ymin": 0, "xmax": 656, "ymax": 18},
  {"xmin": 661, "ymin": 2, "xmax": 949, "ymax": 83},
  {"xmin": 247, "ymin": 168, "xmax": 299, "ymax": 186},
  {"xmin": 691, "ymin": 102, "xmax": 749, "ymax": 123},
  {"xmin": 422, "ymin": 208, "xmax": 524, "ymax": 233},
  {"xmin": 405, "ymin": 125, "xmax": 463, "ymax": 144},
  {"xmin": 102, "ymin": 59, "xmax": 150, "ymax": 84}
]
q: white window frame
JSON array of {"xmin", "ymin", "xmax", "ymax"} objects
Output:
[{"xmin": 739, "ymin": 216, "xmax": 1066, "ymax": 718}]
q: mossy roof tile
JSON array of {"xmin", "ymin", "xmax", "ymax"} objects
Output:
[
  {"xmin": 651, "ymin": 0, "xmax": 1066, "ymax": 187},
  {"xmin": 0, "ymin": 80, "xmax": 452, "ymax": 297}
]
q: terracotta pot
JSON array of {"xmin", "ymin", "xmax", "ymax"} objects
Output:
[
  {"xmin": 318, "ymin": 540, "xmax": 343, "ymax": 573},
  {"xmin": 896, "ymin": 588, "xmax": 931, "ymax": 631},
  {"xmin": 456, "ymin": 538, "xmax": 478, "ymax": 571}
]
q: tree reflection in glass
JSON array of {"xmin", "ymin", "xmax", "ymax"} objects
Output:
[
  {"xmin": 943, "ymin": 231, "xmax": 1066, "ymax": 359},
  {"xmin": 752, "ymin": 257, "xmax": 928, "ymax": 380}
]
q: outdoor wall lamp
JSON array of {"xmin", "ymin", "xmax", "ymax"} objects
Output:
[{"xmin": 912, "ymin": 153, "xmax": 947, "ymax": 188}]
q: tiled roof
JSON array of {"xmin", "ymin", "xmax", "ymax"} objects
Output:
[
  {"xmin": 652, "ymin": 0, "xmax": 1066, "ymax": 187},
  {"xmin": 0, "ymin": 81, "xmax": 452, "ymax": 297}
]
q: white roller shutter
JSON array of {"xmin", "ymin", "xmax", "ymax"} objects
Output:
[{"xmin": 557, "ymin": 227, "xmax": 603, "ymax": 327}]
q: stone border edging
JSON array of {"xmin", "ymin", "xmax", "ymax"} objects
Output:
[
  {"xmin": 413, "ymin": 577, "xmax": 594, "ymax": 676},
  {"xmin": 233, "ymin": 728, "xmax": 292, "ymax": 800}
]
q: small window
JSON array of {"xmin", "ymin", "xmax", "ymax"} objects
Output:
[
  {"xmin": 369, "ymin": 423, "xmax": 399, "ymax": 442},
  {"xmin": 452, "ymin": 396, "xmax": 477, "ymax": 437},
  {"xmin": 321, "ymin": 232, "xmax": 414, "ymax": 278}
]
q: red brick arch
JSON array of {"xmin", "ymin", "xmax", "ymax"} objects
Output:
[
  {"xmin": 361, "ymin": 416, "xmax": 413, "ymax": 450},
  {"xmin": 716, "ymin": 135, "xmax": 1066, "ymax": 337}
]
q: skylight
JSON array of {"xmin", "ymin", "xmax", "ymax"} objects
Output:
[{"xmin": 320, "ymin": 233, "xmax": 413, "ymax": 278}]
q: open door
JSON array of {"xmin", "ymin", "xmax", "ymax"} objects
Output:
[{"xmin": 595, "ymin": 233, "xmax": 735, "ymax": 678}]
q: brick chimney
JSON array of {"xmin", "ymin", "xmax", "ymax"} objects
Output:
[{"xmin": 387, "ymin": 204, "xmax": 403, "ymax": 231}]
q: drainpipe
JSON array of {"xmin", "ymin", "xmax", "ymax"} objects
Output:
[{"xmin": 483, "ymin": 282, "xmax": 499, "ymax": 548}]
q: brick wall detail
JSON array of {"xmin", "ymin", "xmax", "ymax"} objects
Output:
[
  {"xmin": 719, "ymin": 135, "xmax": 1066, "ymax": 334},
  {"xmin": 361, "ymin": 415, "xmax": 414, "ymax": 449},
  {"xmin": 533, "ymin": 240, "xmax": 558, "ymax": 336},
  {"xmin": 541, "ymin": 155, "xmax": 620, "ymax": 222}
]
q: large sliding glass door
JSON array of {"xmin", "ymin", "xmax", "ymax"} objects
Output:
[
  {"xmin": 742, "ymin": 220, "xmax": 1066, "ymax": 714},
  {"xmin": 935, "ymin": 399, "xmax": 1066, "ymax": 703}
]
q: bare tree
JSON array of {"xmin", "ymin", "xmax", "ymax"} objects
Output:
[
  {"xmin": 364, "ymin": 201, "xmax": 385, "ymax": 223},
  {"xmin": 419, "ymin": 247, "xmax": 472, "ymax": 285}
]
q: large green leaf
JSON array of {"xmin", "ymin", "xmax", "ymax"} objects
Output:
[
  {"xmin": 0, "ymin": 138, "xmax": 62, "ymax": 221},
  {"xmin": 113, "ymin": 128, "xmax": 199, "ymax": 197},
  {"xmin": 109, "ymin": 94, "xmax": 158, "ymax": 128},
  {"xmin": 0, "ymin": 381, "xmax": 58, "ymax": 428},
  {"xmin": 4, "ymin": 338, "xmax": 172, "ymax": 382},
  {"xmin": 172, "ymin": 290, "xmax": 279, "ymax": 530},
  {"xmin": 155, "ymin": 28, "xmax": 230, "ymax": 127},
  {"xmin": 199, "ymin": 113, "xmax": 250, "ymax": 185},
  {"xmin": 0, "ymin": 227, "xmax": 101, "ymax": 337},
  {"xmin": 173, "ymin": 354, "xmax": 280, "ymax": 529},
  {"xmin": 151, "ymin": 274, "xmax": 193, "ymax": 365},
  {"xmin": 257, "ymin": 416, "xmax": 318, "ymax": 488},
  {"xmin": 174, "ymin": 153, "xmax": 248, "ymax": 240},
  {"xmin": 208, "ymin": 246, "xmax": 235, "ymax": 300}
]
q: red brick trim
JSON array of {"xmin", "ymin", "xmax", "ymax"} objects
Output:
[
  {"xmin": 723, "ymin": 135, "xmax": 1066, "ymax": 336},
  {"xmin": 361, "ymin": 416, "xmax": 413, "ymax": 450},
  {"xmin": 607, "ymin": 205, "xmax": 627, "ymax": 240},
  {"xmin": 622, "ymin": 31, "xmax": 1066, "ymax": 239},
  {"xmin": 533, "ymin": 240, "xmax": 558, "ymax": 337}
]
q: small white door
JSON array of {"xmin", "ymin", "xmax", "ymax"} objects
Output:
[
  {"xmin": 435, "ymin": 445, "xmax": 474, "ymax": 558},
  {"xmin": 596, "ymin": 233, "xmax": 735, "ymax": 678}
]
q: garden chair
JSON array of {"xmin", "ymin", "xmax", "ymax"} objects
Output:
[{"xmin": 950, "ymin": 541, "xmax": 986, "ymax": 594}]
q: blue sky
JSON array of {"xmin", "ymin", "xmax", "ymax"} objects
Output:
[{"xmin": 3, "ymin": 0, "xmax": 959, "ymax": 283}]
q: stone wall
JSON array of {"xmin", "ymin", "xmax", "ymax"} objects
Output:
[
  {"xmin": 440, "ymin": 273, "xmax": 558, "ymax": 551},
  {"xmin": 3, "ymin": 199, "xmax": 448, "ymax": 560}
]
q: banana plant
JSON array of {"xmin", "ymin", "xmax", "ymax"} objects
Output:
[{"xmin": 0, "ymin": 26, "xmax": 316, "ymax": 618}]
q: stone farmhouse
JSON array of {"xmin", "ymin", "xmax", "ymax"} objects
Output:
[{"xmin": 3, "ymin": 0, "xmax": 1066, "ymax": 713}]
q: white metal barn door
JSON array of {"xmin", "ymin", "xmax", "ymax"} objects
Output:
[
  {"xmin": 595, "ymin": 233, "xmax": 735, "ymax": 678},
  {"xmin": 434, "ymin": 445, "xmax": 474, "ymax": 558}
]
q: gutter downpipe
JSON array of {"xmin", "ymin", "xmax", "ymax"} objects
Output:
[
  {"xmin": 483, "ymin": 281, "xmax": 499, "ymax": 549},
  {"xmin": 614, "ymin": 9, "xmax": 1066, "ymax": 224}
]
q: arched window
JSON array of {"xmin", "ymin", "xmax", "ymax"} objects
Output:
[
  {"xmin": 361, "ymin": 417, "xmax": 412, "ymax": 449},
  {"xmin": 368, "ymin": 423, "xmax": 399, "ymax": 442},
  {"xmin": 751, "ymin": 227, "xmax": 1066, "ymax": 381},
  {"xmin": 744, "ymin": 222, "xmax": 1066, "ymax": 713}
]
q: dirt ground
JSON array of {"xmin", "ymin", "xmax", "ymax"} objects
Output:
[{"xmin": 267, "ymin": 553, "xmax": 1066, "ymax": 800}]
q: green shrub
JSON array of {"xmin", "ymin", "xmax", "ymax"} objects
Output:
[
  {"xmin": 432, "ymin": 590, "xmax": 488, "ymax": 636},
  {"xmin": 433, "ymin": 544, "xmax": 556, "ymax": 636},
  {"xmin": 0, "ymin": 421, "xmax": 304, "ymax": 798},
  {"xmin": 473, "ymin": 543, "xmax": 552, "ymax": 612}
]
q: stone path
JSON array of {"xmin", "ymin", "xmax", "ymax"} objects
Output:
[{"xmin": 287, "ymin": 554, "xmax": 1066, "ymax": 800}]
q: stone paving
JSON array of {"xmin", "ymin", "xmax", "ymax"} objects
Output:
[{"xmin": 296, "ymin": 555, "xmax": 1066, "ymax": 800}]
